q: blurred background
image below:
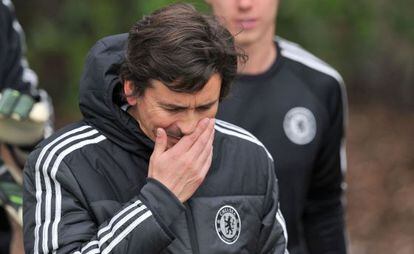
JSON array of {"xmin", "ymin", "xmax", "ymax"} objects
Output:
[{"xmin": 12, "ymin": 0, "xmax": 414, "ymax": 253}]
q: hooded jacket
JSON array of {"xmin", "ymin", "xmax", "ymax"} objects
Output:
[{"xmin": 23, "ymin": 34, "xmax": 288, "ymax": 254}]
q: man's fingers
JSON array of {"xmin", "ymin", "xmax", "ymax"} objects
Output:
[
  {"xmin": 171, "ymin": 117, "xmax": 210, "ymax": 152},
  {"xmin": 152, "ymin": 128, "xmax": 167, "ymax": 157},
  {"xmin": 188, "ymin": 118, "xmax": 215, "ymax": 157},
  {"xmin": 199, "ymin": 145, "xmax": 213, "ymax": 179},
  {"xmin": 193, "ymin": 123, "xmax": 215, "ymax": 169}
]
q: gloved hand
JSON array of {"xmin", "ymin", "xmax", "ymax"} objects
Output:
[
  {"xmin": 0, "ymin": 175, "xmax": 22, "ymax": 226},
  {"xmin": 0, "ymin": 88, "xmax": 53, "ymax": 146},
  {"xmin": 0, "ymin": 87, "xmax": 53, "ymax": 230}
]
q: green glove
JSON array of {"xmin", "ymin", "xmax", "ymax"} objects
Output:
[
  {"xmin": 0, "ymin": 170, "xmax": 23, "ymax": 227},
  {"xmin": 0, "ymin": 88, "xmax": 51, "ymax": 146}
]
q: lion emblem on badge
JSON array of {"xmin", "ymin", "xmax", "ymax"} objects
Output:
[
  {"xmin": 215, "ymin": 205, "xmax": 241, "ymax": 244},
  {"xmin": 283, "ymin": 107, "xmax": 317, "ymax": 145}
]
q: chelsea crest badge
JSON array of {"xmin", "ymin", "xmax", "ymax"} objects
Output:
[
  {"xmin": 215, "ymin": 205, "xmax": 241, "ymax": 244},
  {"xmin": 283, "ymin": 107, "xmax": 317, "ymax": 145}
]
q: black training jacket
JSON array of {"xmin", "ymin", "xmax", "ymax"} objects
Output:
[
  {"xmin": 217, "ymin": 37, "xmax": 347, "ymax": 254},
  {"xmin": 23, "ymin": 34, "xmax": 288, "ymax": 254}
]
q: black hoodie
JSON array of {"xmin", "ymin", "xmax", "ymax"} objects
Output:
[{"xmin": 23, "ymin": 34, "xmax": 288, "ymax": 254}]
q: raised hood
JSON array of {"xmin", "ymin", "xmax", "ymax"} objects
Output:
[{"xmin": 79, "ymin": 34, "xmax": 154, "ymax": 156}]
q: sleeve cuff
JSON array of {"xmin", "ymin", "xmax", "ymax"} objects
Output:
[{"xmin": 140, "ymin": 178, "xmax": 186, "ymax": 228}]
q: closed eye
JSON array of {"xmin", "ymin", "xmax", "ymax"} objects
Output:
[
  {"xmin": 160, "ymin": 101, "xmax": 217, "ymax": 113},
  {"xmin": 196, "ymin": 105, "xmax": 213, "ymax": 112},
  {"xmin": 164, "ymin": 107, "xmax": 186, "ymax": 113}
]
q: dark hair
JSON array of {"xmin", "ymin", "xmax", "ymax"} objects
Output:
[{"xmin": 119, "ymin": 3, "xmax": 246, "ymax": 100}]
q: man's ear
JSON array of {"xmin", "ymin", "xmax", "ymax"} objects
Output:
[{"xmin": 124, "ymin": 80, "xmax": 137, "ymax": 106}]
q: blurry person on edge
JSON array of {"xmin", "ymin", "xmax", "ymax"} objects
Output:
[
  {"xmin": 0, "ymin": 1, "xmax": 53, "ymax": 254},
  {"xmin": 207, "ymin": 0, "xmax": 348, "ymax": 253}
]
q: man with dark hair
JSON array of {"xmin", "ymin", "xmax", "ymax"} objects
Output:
[
  {"xmin": 23, "ymin": 4, "xmax": 287, "ymax": 253},
  {"xmin": 206, "ymin": 1, "xmax": 348, "ymax": 254}
]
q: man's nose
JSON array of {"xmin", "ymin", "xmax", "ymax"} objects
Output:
[
  {"xmin": 178, "ymin": 112, "xmax": 199, "ymax": 136},
  {"xmin": 238, "ymin": 0, "xmax": 253, "ymax": 10}
]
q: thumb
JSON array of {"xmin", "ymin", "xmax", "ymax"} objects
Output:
[{"xmin": 153, "ymin": 128, "xmax": 167, "ymax": 156}]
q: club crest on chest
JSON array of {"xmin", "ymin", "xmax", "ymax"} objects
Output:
[
  {"xmin": 215, "ymin": 205, "xmax": 241, "ymax": 244},
  {"xmin": 283, "ymin": 107, "xmax": 317, "ymax": 145}
]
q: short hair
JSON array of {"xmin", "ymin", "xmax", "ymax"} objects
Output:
[{"xmin": 119, "ymin": 3, "xmax": 245, "ymax": 100}]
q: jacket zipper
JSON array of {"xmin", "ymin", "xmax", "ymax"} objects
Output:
[{"xmin": 184, "ymin": 203, "xmax": 200, "ymax": 254}]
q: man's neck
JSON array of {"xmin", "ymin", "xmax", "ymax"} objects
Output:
[{"xmin": 238, "ymin": 34, "xmax": 277, "ymax": 75}]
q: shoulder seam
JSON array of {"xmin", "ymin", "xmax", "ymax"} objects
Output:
[
  {"xmin": 276, "ymin": 36, "xmax": 344, "ymax": 85},
  {"xmin": 276, "ymin": 36, "xmax": 349, "ymax": 130}
]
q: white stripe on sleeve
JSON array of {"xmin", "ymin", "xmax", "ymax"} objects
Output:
[
  {"xmin": 34, "ymin": 126, "xmax": 92, "ymax": 254},
  {"xmin": 51, "ymin": 135, "xmax": 107, "ymax": 250},
  {"xmin": 41, "ymin": 130, "xmax": 99, "ymax": 253}
]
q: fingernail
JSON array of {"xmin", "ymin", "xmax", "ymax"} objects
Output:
[{"xmin": 156, "ymin": 128, "xmax": 162, "ymax": 137}]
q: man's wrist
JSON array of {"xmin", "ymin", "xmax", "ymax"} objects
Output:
[{"xmin": 140, "ymin": 178, "xmax": 186, "ymax": 227}]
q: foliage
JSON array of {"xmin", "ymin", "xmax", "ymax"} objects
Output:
[{"xmin": 12, "ymin": 0, "xmax": 414, "ymax": 125}]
